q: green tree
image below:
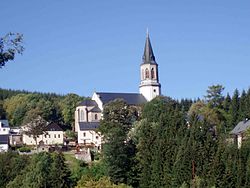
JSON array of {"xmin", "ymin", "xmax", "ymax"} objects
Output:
[
  {"xmin": 59, "ymin": 93, "xmax": 83, "ymax": 128},
  {"xmin": 0, "ymin": 152, "xmax": 29, "ymax": 188},
  {"xmin": 0, "ymin": 32, "xmax": 24, "ymax": 68},
  {"xmin": 49, "ymin": 152, "xmax": 72, "ymax": 188},
  {"xmin": 99, "ymin": 99, "xmax": 138, "ymax": 187},
  {"xmin": 22, "ymin": 113, "xmax": 47, "ymax": 150},
  {"xmin": 205, "ymin": 84, "xmax": 225, "ymax": 108}
]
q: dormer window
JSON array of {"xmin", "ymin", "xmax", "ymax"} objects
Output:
[{"xmin": 95, "ymin": 114, "xmax": 98, "ymax": 120}]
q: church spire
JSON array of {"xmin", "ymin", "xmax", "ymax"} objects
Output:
[{"xmin": 142, "ymin": 30, "xmax": 156, "ymax": 64}]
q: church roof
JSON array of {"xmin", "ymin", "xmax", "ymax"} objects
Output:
[
  {"xmin": 231, "ymin": 119, "xmax": 250, "ymax": 135},
  {"xmin": 96, "ymin": 92, "xmax": 147, "ymax": 105},
  {"xmin": 142, "ymin": 31, "xmax": 157, "ymax": 64},
  {"xmin": 79, "ymin": 122, "xmax": 100, "ymax": 131},
  {"xmin": 78, "ymin": 99, "xmax": 98, "ymax": 107},
  {"xmin": 89, "ymin": 106, "xmax": 102, "ymax": 113}
]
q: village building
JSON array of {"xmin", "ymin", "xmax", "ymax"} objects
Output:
[
  {"xmin": 22, "ymin": 122, "xmax": 65, "ymax": 146},
  {"xmin": 230, "ymin": 119, "xmax": 250, "ymax": 148},
  {"xmin": 0, "ymin": 120, "xmax": 10, "ymax": 152},
  {"xmin": 75, "ymin": 32, "xmax": 161, "ymax": 149}
]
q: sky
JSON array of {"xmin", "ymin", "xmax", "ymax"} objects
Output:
[{"xmin": 0, "ymin": 0, "xmax": 250, "ymax": 100}]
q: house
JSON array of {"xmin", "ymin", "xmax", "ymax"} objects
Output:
[
  {"xmin": 230, "ymin": 119, "xmax": 250, "ymax": 148},
  {"xmin": 0, "ymin": 135, "xmax": 9, "ymax": 152},
  {"xmin": 0, "ymin": 120, "xmax": 10, "ymax": 135},
  {"xmin": 9, "ymin": 127, "xmax": 23, "ymax": 146},
  {"xmin": 22, "ymin": 122, "xmax": 64, "ymax": 146},
  {"xmin": 75, "ymin": 32, "xmax": 161, "ymax": 149},
  {"xmin": 0, "ymin": 120, "xmax": 10, "ymax": 152}
]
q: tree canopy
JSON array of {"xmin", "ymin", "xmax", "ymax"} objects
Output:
[{"xmin": 0, "ymin": 33, "xmax": 24, "ymax": 68}]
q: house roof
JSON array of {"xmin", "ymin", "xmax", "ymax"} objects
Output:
[
  {"xmin": 0, "ymin": 135, "xmax": 9, "ymax": 145},
  {"xmin": 0, "ymin": 120, "xmax": 9, "ymax": 128},
  {"xmin": 45, "ymin": 122, "xmax": 64, "ymax": 132},
  {"xmin": 78, "ymin": 100, "xmax": 98, "ymax": 107},
  {"xmin": 96, "ymin": 92, "xmax": 147, "ymax": 105},
  {"xmin": 79, "ymin": 122, "xmax": 100, "ymax": 131},
  {"xmin": 230, "ymin": 119, "xmax": 250, "ymax": 135}
]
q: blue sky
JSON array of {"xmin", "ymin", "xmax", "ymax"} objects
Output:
[{"xmin": 0, "ymin": 0, "xmax": 249, "ymax": 99}]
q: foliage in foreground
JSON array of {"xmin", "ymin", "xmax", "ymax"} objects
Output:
[{"xmin": 6, "ymin": 152, "xmax": 72, "ymax": 188}]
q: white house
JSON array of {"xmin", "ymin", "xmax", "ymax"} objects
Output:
[
  {"xmin": 0, "ymin": 120, "xmax": 10, "ymax": 152},
  {"xmin": 22, "ymin": 122, "xmax": 64, "ymax": 146},
  {"xmin": 0, "ymin": 135, "xmax": 9, "ymax": 152},
  {"xmin": 75, "ymin": 32, "xmax": 161, "ymax": 149},
  {"xmin": 230, "ymin": 119, "xmax": 250, "ymax": 148},
  {"xmin": 0, "ymin": 120, "xmax": 10, "ymax": 135}
]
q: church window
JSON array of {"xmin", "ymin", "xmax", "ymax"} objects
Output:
[
  {"xmin": 95, "ymin": 114, "xmax": 98, "ymax": 120},
  {"xmin": 145, "ymin": 68, "xmax": 149, "ymax": 79},
  {"xmin": 80, "ymin": 110, "xmax": 84, "ymax": 121},
  {"xmin": 151, "ymin": 68, "xmax": 155, "ymax": 79}
]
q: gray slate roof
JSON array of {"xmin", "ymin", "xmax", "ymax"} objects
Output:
[
  {"xmin": 89, "ymin": 106, "xmax": 102, "ymax": 113},
  {"xmin": 0, "ymin": 135, "xmax": 9, "ymax": 145},
  {"xmin": 79, "ymin": 122, "xmax": 99, "ymax": 131},
  {"xmin": 96, "ymin": 92, "xmax": 147, "ymax": 105},
  {"xmin": 230, "ymin": 120, "xmax": 250, "ymax": 135},
  {"xmin": 78, "ymin": 100, "xmax": 98, "ymax": 107},
  {"xmin": 0, "ymin": 120, "xmax": 9, "ymax": 128},
  {"xmin": 142, "ymin": 32, "xmax": 157, "ymax": 64},
  {"xmin": 45, "ymin": 122, "xmax": 64, "ymax": 131}
]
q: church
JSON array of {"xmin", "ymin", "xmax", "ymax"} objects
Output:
[{"xmin": 75, "ymin": 32, "xmax": 161, "ymax": 149}]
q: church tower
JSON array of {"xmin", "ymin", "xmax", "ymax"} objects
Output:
[{"xmin": 139, "ymin": 31, "xmax": 161, "ymax": 101}]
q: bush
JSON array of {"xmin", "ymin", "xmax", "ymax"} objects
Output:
[{"xmin": 18, "ymin": 146, "xmax": 31, "ymax": 153}]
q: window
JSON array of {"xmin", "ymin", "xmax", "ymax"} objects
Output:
[
  {"xmin": 151, "ymin": 68, "xmax": 155, "ymax": 79},
  {"xmin": 44, "ymin": 135, "xmax": 46, "ymax": 138},
  {"xmin": 83, "ymin": 132, "xmax": 86, "ymax": 137},
  {"xmin": 80, "ymin": 110, "xmax": 84, "ymax": 121},
  {"xmin": 95, "ymin": 114, "xmax": 98, "ymax": 120},
  {"xmin": 49, "ymin": 135, "xmax": 50, "ymax": 138},
  {"xmin": 58, "ymin": 134, "xmax": 60, "ymax": 138},
  {"xmin": 54, "ymin": 134, "xmax": 56, "ymax": 138},
  {"xmin": 145, "ymin": 68, "xmax": 149, "ymax": 79},
  {"xmin": 3, "ymin": 128, "xmax": 5, "ymax": 132},
  {"xmin": 96, "ymin": 136, "xmax": 99, "ymax": 140}
]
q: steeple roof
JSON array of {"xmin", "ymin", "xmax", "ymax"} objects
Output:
[{"xmin": 142, "ymin": 30, "xmax": 157, "ymax": 64}]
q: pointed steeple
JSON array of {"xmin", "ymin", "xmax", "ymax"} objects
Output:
[{"xmin": 142, "ymin": 30, "xmax": 156, "ymax": 64}]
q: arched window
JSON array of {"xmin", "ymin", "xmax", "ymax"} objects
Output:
[
  {"xmin": 145, "ymin": 68, "xmax": 149, "ymax": 79},
  {"xmin": 95, "ymin": 114, "xmax": 98, "ymax": 120},
  {"xmin": 151, "ymin": 68, "xmax": 155, "ymax": 79},
  {"xmin": 141, "ymin": 69, "xmax": 144, "ymax": 80},
  {"xmin": 80, "ymin": 110, "xmax": 84, "ymax": 121}
]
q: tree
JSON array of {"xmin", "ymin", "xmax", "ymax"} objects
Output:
[
  {"xmin": 59, "ymin": 94, "xmax": 84, "ymax": 128},
  {"xmin": 49, "ymin": 152, "xmax": 72, "ymax": 188},
  {"xmin": 205, "ymin": 85, "xmax": 225, "ymax": 108},
  {"xmin": 99, "ymin": 99, "xmax": 138, "ymax": 187},
  {"xmin": 0, "ymin": 152, "xmax": 29, "ymax": 188},
  {"xmin": 0, "ymin": 32, "xmax": 24, "ymax": 68},
  {"xmin": 22, "ymin": 112, "xmax": 47, "ymax": 150}
]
